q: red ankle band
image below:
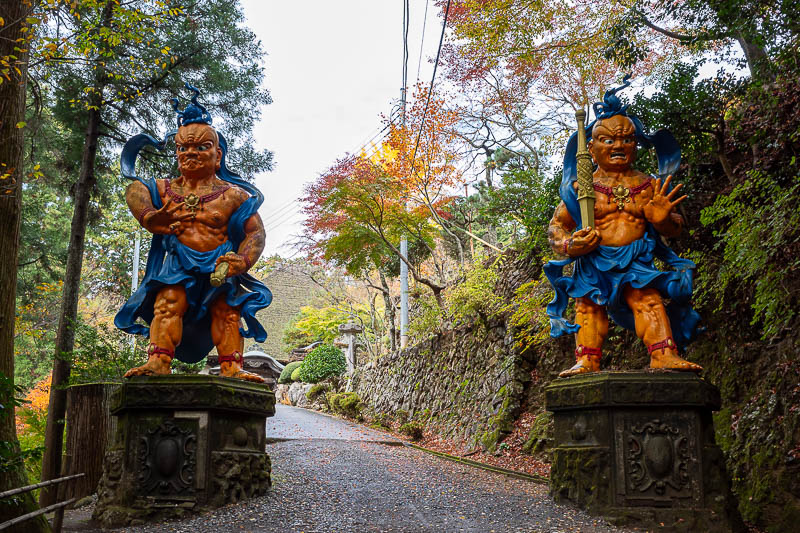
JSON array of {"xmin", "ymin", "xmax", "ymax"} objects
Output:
[
  {"xmin": 575, "ymin": 345, "xmax": 602, "ymax": 361},
  {"xmin": 147, "ymin": 343, "xmax": 174, "ymax": 360},
  {"xmin": 647, "ymin": 337, "xmax": 676, "ymax": 355},
  {"xmin": 218, "ymin": 351, "xmax": 243, "ymax": 364}
]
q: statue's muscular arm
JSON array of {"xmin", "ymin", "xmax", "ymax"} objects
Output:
[
  {"xmin": 548, "ymin": 201, "xmax": 602, "ymax": 257},
  {"xmin": 125, "ymin": 180, "xmax": 156, "ymax": 224},
  {"xmin": 214, "ymin": 187, "xmax": 265, "ymax": 277},
  {"xmin": 548, "ymin": 202, "xmax": 576, "ymax": 256},
  {"xmin": 238, "ymin": 213, "xmax": 266, "ymax": 270}
]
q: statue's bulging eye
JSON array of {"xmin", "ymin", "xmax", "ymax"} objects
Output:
[
  {"xmin": 178, "ymin": 146, "xmax": 187, "ymax": 152},
  {"xmin": 603, "ymin": 139, "xmax": 613, "ymax": 145}
]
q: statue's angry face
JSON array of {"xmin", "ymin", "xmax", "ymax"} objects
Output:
[
  {"xmin": 588, "ymin": 115, "xmax": 637, "ymax": 172},
  {"xmin": 175, "ymin": 123, "xmax": 222, "ymax": 180}
]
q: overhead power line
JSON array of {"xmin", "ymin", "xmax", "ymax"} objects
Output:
[
  {"xmin": 408, "ymin": 0, "xmax": 451, "ymax": 181},
  {"xmin": 415, "ymin": 0, "xmax": 430, "ymax": 84},
  {"xmin": 261, "ymin": 199, "xmax": 300, "ymax": 226}
]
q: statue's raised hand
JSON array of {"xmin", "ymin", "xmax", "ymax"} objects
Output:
[
  {"xmin": 643, "ymin": 175, "xmax": 687, "ymax": 225},
  {"xmin": 566, "ymin": 227, "xmax": 602, "ymax": 257},
  {"xmin": 143, "ymin": 198, "xmax": 194, "ymax": 235}
]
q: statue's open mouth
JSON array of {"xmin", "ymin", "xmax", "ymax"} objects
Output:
[{"xmin": 610, "ymin": 151, "xmax": 627, "ymax": 160}]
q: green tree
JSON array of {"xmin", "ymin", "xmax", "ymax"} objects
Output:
[{"xmin": 0, "ymin": 0, "xmax": 50, "ymax": 529}]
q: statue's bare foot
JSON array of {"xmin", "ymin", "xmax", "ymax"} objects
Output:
[
  {"xmin": 124, "ymin": 354, "xmax": 172, "ymax": 377},
  {"xmin": 650, "ymin": 350, "xmax": 702, "ymax": 372},
  {"xmin": 220, "ymin": 362, "xmax": 265, "ymax": 383},
  {"xmin": 558, "ymin": 357, "xmax": 600, "ymax": 378}
]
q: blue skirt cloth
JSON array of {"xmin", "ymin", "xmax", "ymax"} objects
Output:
[
  {"xmin": 114, "ymin": 234, "xmax": 272, "ymax": 363},
  {"xmin": 543, "ymin": 230, "xmax": 700, "ymax": 350}
]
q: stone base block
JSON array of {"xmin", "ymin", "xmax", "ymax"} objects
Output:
[
  {"xmin": 545, "ymin": 371, "xmax": 743, "ymax": 532},
  {"xmin": 93, "ymin": 375, "xmax": 275, "ymax": 528}
]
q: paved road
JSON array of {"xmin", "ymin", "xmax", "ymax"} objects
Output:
[
  {"xmin": 63, "ymin": 405, "xmax": 634, "ymax": 532},
  {"xmin": 267, "ymin": 403, "xmax": 401, "ymax": 442}
]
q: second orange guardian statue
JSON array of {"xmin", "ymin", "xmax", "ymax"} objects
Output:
[
  {"xmin": 545, "ymin": 77, "xmax": 702, "ymax": 377},
  {"xmin": 115, "ymin": 84, "xmax": 271, "ymax": 382}
]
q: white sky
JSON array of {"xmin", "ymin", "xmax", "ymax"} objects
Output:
[{"xmin": 240, "ymin": 0, "xmax": 443, "ymax": 257}]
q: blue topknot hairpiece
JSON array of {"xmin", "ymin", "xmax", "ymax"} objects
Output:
[
  {"xmin": 593, "ymin": 73, "xmax": 632, "ymax": 119},
  {"xmin": 171, "ymin": 83, "xmax": 212, "ymax": 127}
]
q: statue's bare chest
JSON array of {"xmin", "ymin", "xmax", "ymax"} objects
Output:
[
  {"xmin": 160, "ymin": 179, "xmax": 240, "ymax": 229},
  {"xmin": 593, "ymin": 177, "xmax": 652, "ymax": 220}
]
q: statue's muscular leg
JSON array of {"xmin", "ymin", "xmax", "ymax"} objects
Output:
[
  {"xmin": 559, "ymin": 297, "xmax": 608, "ymax": 377},
  {"xmin": 210, "ymin": 297, "xmax": 264, "ymax": 383},
  {"xmin": 622, "ymin": 285, "xmax": 702, "ymax": 372},
  {"xmin": 125, "ymin": 285, "xmax": 187, "ymax": 377}
]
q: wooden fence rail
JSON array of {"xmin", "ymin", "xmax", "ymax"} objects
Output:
[{"xmin": 0, "ymin": 473, "xmax": 85, "ymax": 532}]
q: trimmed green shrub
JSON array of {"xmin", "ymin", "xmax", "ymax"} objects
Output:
[
  {"xmin": 278, "ymin": 361, "xmax": 303, "ymax": 384},
  {"xmin": 290, "ymin": 366, "xmax": 302, "ymax": 382},
  {"xmin": 399, "ymin": 421, "xmax": 424, "ymax": 441},
  {"xmin": 297, "ymin": 344, "xmax": 346, "ymax": 384}
]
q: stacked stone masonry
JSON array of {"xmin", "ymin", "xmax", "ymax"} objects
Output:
[{"xmin": 353, "ymin": 252, "xmax": 541, "ymax": 452}]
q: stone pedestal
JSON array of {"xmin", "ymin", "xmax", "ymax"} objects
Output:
[
  {"xmin": 93, "ymin": 375, "xmax": 275, "ymax": 528},
  {"xmin": 545, "ymin": 372, "xmax": 743, "ymax": 532}
]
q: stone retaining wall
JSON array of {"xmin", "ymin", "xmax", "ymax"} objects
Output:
[{"xmin": 352, "ymin": 252, "xmax": 541, "ymax": 451}]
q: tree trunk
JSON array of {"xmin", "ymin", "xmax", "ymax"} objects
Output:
[
  {"xmin": 0, "ymin": 2, "xmax": 50, "ymax": 531},
  {"xmin": 41, "ymin": 0, "xmax": 111, "ymax": 498},
  {"xmin": 378, "ymin": 270, "xmax": 397, "ymax": 352},
  {"xmin": 736, "ymin": 33, "xmax": 774, "ymax": 82},
  {"xmin": 63, "ymin": 384, "xmax": 116, "ymax": 501},
  {"xmin": 713, "ymin": 130, "xmax": 736, "ymax": 185},
  {"xmin": 40, "ymin": 93, "xmax": 104, "ymax": 506}
]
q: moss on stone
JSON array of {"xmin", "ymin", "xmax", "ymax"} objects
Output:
[
  {"xmin": 306, "ymin": 383, "xmax": 328, "ymax": 402},
  {"xmin": 523, "ymin": 410, "xmax": 553, "ymax": 456},
  {"xmin": 400, "ymin": 421, "xmax": 424, "ymax": 440},
  {"xmin": 328, "ymin": 392, "xmax": 365, "ymax": 420},
  {"xmin": 480, "ymin": 428, "xmax": 503, "ymax": 453}
]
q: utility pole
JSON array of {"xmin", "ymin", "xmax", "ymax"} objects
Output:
[
  {"xmin": 399, "ymin": 0, "xmax": 410, "ymax": 350},
  {"xmin": 132, "ymin": 228, "xmax": 141, "ymax": 293},
  {"xmin": 464, "ymin": 183, "xmax": 474, "ymax": 259},
  {"xmin": 129, "ymin": 229, "xmax": 141, "ymax": 352}
]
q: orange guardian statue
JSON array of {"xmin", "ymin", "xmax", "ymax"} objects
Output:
[
  {"xmin": 545, "ymin": 77, "xmax": 702, "ymax": 378},
  {"xmin": 114, "ymin": 84, "xmax": 271, "ymax": 382}
]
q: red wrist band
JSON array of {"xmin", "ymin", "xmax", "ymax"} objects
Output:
[{"xmin": 137, "ymin": 206, "xmax": 154, "ymax": 225}]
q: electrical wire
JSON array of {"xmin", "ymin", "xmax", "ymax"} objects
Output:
[
  {"xmin": 402, "ymin": 0, "xmax": 410, "ymax": 111},
  {"xmin": 408, "ymin": 0, "xmax": 451, "ymax": 182},
  {"xmin": 415, "ymin": 0, "xmax": 430, "ymax": 85},
  {"xmin": 261, "ymin": 199, "xmax": 300, "ymax": 226}
]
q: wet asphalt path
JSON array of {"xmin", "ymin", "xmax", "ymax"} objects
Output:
[
  {"xmin": 64, "ymin": 405, "xmax": 634, "ymax": 532},
  {"xmin": 266, "ymin": 403, "xmax": 402, "ymax": 443}
]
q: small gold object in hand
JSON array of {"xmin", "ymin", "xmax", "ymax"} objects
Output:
[{"xmin": 210, "ymin": 252, "xmax": 237, "ymax": 287}]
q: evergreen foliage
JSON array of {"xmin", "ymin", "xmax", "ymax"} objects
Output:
[
  {"xmin": 278, "ymin": 361, "xmax": 303, "ymax": 384},
  {"xmin": 290, "ymin": 366, "xmax": 302, "ymax": 382},
  {"xmin": 298, "ymin": 344, "xmax": 346, "ymax": 384}
]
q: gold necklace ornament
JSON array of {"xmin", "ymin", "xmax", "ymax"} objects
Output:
[
  {"xmin": 610, "ymin": 184, "xmax": 631, "ymax": 210},
  {"xmin": 184, "ymin": 193, "xmax": 201, "ymax": 219}
]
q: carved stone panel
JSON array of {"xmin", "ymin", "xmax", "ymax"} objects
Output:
[
  {"xmin": 615, "ymin": 410, "xmax": 701, "ymax": 507},
  {"xmin": 136, "ymin": 418, "xmax": 197, "ymax": 499}
]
